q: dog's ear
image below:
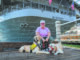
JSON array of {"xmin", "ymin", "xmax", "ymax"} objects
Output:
[{"xmin": 23, "ymin": 50, "xmax": 25, "ymax": 53}]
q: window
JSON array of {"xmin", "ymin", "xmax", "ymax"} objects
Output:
[
  {"xmin": 61, "ymin": 11, "xmax": 63, "ymax": 14},
  {"xmin": 56, "ymin": 9, "xmax": 59, "ymax": 13}
]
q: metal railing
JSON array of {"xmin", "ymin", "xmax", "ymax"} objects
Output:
[
  {"xmin": 1, "ymin": 1, "xmax": 75, "ymax": 16},
  {"xmin": 55, "ymin": 21, "xmax": 80, "ymax": 43}
]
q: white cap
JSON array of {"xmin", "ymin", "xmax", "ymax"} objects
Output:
[{"xmin": 40, "ymin": 20, "xmax": 45, "ymax": 23}]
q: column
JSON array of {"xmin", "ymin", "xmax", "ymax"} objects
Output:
[{"xmin": 55, "ymin": 21, "xmax": 61, "ymax": 42}]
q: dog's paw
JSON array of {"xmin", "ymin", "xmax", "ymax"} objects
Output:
[{"xmin": 23, "ymin": 50, "xmax": 26, "ymax": 53}]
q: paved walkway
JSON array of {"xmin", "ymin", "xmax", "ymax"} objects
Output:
[{"xmin": 0, "ymin": 48, "xmax": 80, "ymax": 60}]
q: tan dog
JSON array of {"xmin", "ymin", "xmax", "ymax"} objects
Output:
[
  {"xmin": 19, "ymin": 36, "xmax": 49, "ymax": 54},
  {"xmin": 49, "ymin": 41, "xmax": 64, "ymax": 55}
]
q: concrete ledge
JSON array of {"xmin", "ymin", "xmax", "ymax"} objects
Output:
[{"xmin": 0, "ymin": 42, "xmax": 32, "ymax": 52}]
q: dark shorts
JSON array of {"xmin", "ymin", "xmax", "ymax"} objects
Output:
[{"xmin": 40, "ymin": 36, "xmax": 55, "ymax": 50}]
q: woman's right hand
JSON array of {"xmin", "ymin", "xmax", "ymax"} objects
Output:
[
  {"xmin": 42, "ymin": 39, "xmax": 46, "ymax": 43},
  {"xmin": 43, "ymin": 40, "xmax": 45, "ymax": 43}
]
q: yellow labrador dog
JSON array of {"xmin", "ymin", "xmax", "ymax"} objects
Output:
[{"xmin": 19, "ymin": 36, "xmax": 49, "ymax": 54}]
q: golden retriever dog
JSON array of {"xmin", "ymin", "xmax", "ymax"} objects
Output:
[
  {"xmin": 49, "ymin": 41, "xmax": 64, "ymax": 55},
  {"xmin": 19, "ymin": 36, "xmax": 49, "ymax": 54}
]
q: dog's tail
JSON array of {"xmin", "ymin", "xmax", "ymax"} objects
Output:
[{"xmin": 19, "ymin": 46, "xmax": 24, "ymax": 52}]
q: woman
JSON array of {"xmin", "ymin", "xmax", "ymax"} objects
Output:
[{"xmin": 35, "ymin": 20, "xmax": 54, "ymax": 50}]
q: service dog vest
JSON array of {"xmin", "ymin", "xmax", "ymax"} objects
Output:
[{"xmin": 30, "ymin": 43, "xmax": 37, "ymax": 50}]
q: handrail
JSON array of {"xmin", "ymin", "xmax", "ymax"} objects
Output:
[{"xmin": 1, "ymin": 1, "xmax": 75, "ymax": 16}]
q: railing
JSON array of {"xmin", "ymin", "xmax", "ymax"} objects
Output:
[
  {"xmin": 55, "ymin": 21, "xmax": 80, "ymax": 43},
  {"xmin": 1, "ymin": 1, "xmax": 75, "ymax": 16},
  {"xmin": 75, "ymin": 8, "xmax": 80, "ymax": 16}
]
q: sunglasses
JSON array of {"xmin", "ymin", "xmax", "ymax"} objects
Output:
[{"xmin": 41, "ymin": 23, "xmax": 45, "ymax": 25}]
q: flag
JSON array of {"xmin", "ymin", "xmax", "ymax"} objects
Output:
[
  {"xmin": 71, "ymin": 1, "xmax": 74, "ymax": 10},
  {"xmin": 49, "ymin": 0, "xmax": 52, "ymax": 6}
]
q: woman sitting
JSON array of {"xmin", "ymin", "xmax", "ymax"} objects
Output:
[{"xmin": 35, "ymin": 20, "xmax": 54, "ymax": 50}]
